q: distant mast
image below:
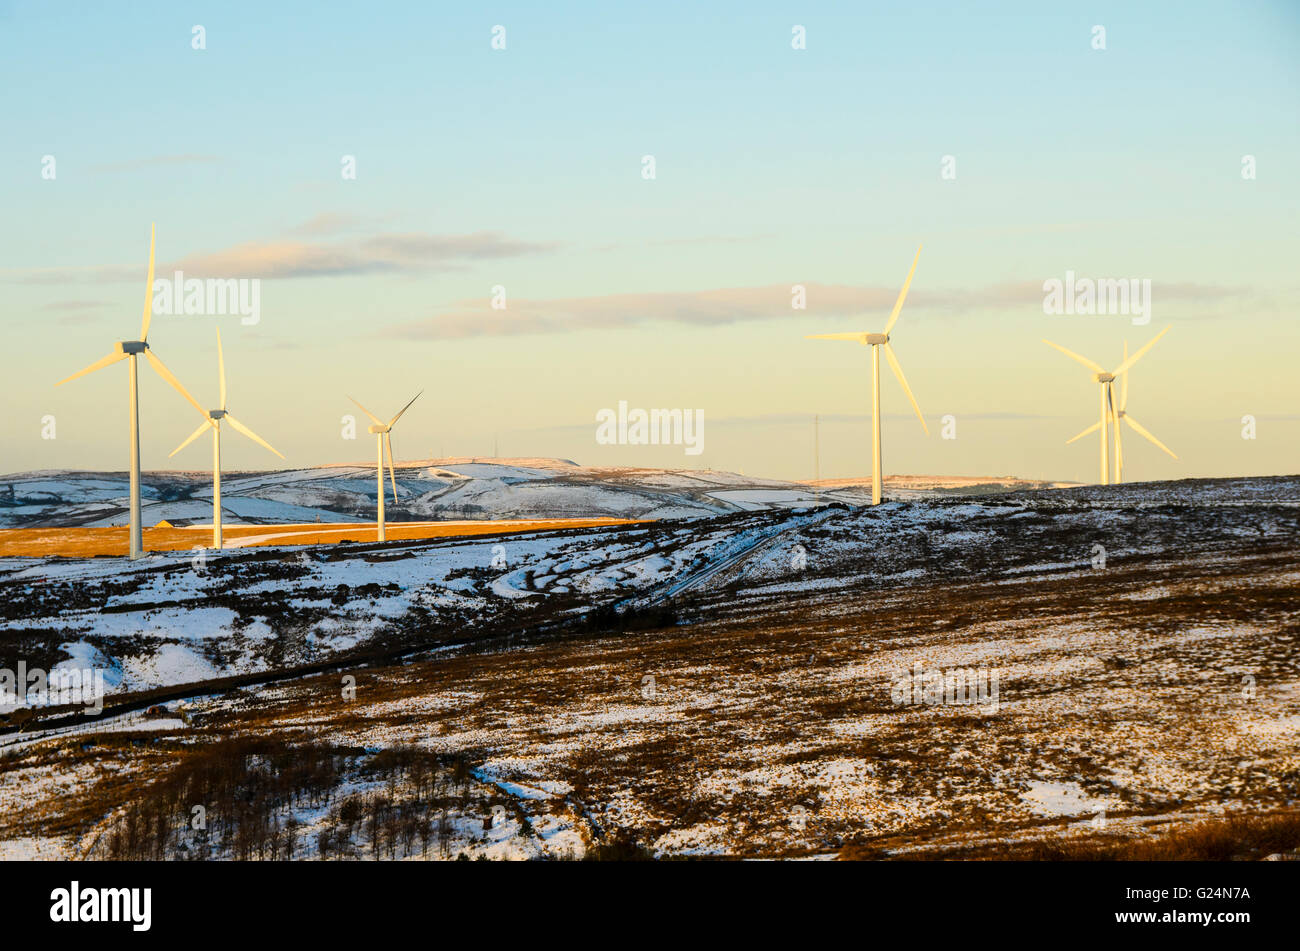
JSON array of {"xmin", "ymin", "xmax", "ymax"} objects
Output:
[
  {"xmin": 814, "ymin": 414, "xmax": 820, "ymax": 503},
  {"xmin": 814, "ymin": 414, "xmax": 820, "ymax": 483}
]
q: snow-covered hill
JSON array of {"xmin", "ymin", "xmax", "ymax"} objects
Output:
[{"xmin": 0, "ymin": 459, "xmax": 1064, "ymax": 529}]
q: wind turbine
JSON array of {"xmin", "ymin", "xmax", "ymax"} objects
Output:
[
  {"xmin": 1097, "ymin": 340, "xmax": 1180, "ymax": 483},
  {"xmin": 347, "ymin": 392, "xmax": 422, "ymax": 541},
  {"xmin": 806, "ymin": 244, "xmax": 929, "ymax": 505},
  {"xmin": 55, "ymin": 224, "xmax": 208, "ymax": 560},
  {"xmin": 1044, "ymin": 325, "xmax": 1173, "ymax": 485},
  {"xmin": 169, "ymin": 330, "xmax": 285, "ymax": 548}
]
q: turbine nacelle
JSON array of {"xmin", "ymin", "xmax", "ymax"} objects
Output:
[
  {"xmin": 863, "ymin": 333, "xmax": 890, "ymax": 345},
  {"xmin": 368, "ymin": 423, "xmax": 391, "ymax": 434},
  {"xmin": 117, "ymin": 341, "xmax": 148, "ymax": 354},
  {"xmin": 1094, "ymin": 372, "xmax": 1115, "ymax": 383},
  {"xmin": 209, "ymin": 409, "xmax": 227, "ymax": 420}
]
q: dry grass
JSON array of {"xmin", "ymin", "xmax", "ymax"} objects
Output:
[
  {"xmin": 0, "ymin": 517, "xmax": 645, "ymax": 557},
  {"xmin": 69, "ymin": 735, "xmax": 495, "ymax": 861},
  {"xmin": 846, "ymin": 810, "xmax": 1300, "ymax": 861},
  {"xmin": 1030, "ymin": 812, "xmax": 1300, "ymax": 860}
]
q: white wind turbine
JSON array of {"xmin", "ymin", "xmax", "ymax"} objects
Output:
[
  {"xmin": 1065, "ymin": 339, "xmax": 1178, "ymax": 484},
  {"xmin": 1108, "ymin": 341, "xmax": 1179, "ymax": 483},
  {"xmin": 56, "ymin": 224, "xmax": 208, "ymax": 560},
  {"xmin": 1044, "ymin": 325, "xmax": 1174, "ymax": 485},
  {"xmin": 806, "ymin": 244, "xmax": 929, "ymax": 505},
  {"xmin": 169, "ymin": 330, "xmax": 285, "ymax": 548},
  {"xmin": 347, "ymin": 392, "xmax": 422, "ymax": 542}
]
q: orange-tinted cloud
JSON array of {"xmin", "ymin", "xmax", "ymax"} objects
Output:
[
  {"xmin": 383, "ymin": 281, "xmax": 1252, "ymax": 340},
  {"xmin": 2, "ymin": 230, "xmax": 559, "ymax": 282}
]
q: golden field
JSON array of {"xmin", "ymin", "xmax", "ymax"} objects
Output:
[{"xmin": 0, "ymin": 518, "xmax": 645, "ymax": 558}]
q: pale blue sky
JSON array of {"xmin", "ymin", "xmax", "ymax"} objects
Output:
[{"xmin": 2, "ymin": 1, "xmax": 1297, "ymax": 482}]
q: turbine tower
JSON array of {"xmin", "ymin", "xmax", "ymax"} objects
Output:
[
  {"xmin": 169, "ymin": 330, "xmax": 285, "ymax": 548},
  {"xmin": 806, "ymin": 244, "xmax": 929, "ymax": 505},
  {"xmin": 56, "ymin": 224, "xmax": 208, "ymax": 560},
  {"xmin": 1043, "ymin": 325, "xmax": 1173, "ymax": 485},
  {"xmin": 347, "ymin": 392, "xmax": 422, "ymax": 542}
]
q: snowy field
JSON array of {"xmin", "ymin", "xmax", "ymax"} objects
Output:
[
  {"xmin": 0, "ymin": 459, "xmax": 1062, "ymax": 529},
  {"xmin": 0, "ymin": 473, "xmax": 1296, "ymax": 860}
]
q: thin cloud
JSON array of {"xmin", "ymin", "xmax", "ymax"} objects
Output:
[
  {"xmin": 167, "ymin": 241, "xmax": 376, "ymax": 279},
  {"xmin": 1, "ymin": 230, "xmax": 559, "ymax": 283},
  {"xmin": 166, "ymin": 231, "xmax": 559, "ymax": 279},
  {"xmin": 385, "ymin": 281, "xmax": 1254, "ymax": 341},
  {"xmin": 386, "ymin": 285, "xmax": 925, "ymax": 340}
]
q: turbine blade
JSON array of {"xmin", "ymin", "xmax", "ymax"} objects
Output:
[
  {"xmin": 1066, "ymin": 420, "xmax": 1101, "ymax": 444},
  {"xmin": 385, "ymin": 432, "xmax": 399, "ymax": 503},
  {"xmin": 56, "ymin": 350, "xmax": 127, "ymax": 386},
  {"xmin": 140, "ymin": 222, "xmax": 156, "ymax": 342},
  {"xmin": 224, "ymin": 413, "xmax": 285, "ymax": 459},
  {"xmin": 883, "ymin": 342, "xmax": 928, "ymax": 436},
  {"xmin": 144, "ymin": 349, "xmax": 208, "ymax": 420},
  {"xmin": 882, "ymin": 243, "xmax": 922, "ymax": 337},
  {"xmin": 1110, "ymin": 387, "xmax": 1123, "ymax": 475},
  {"xmin": 1123, "ymin": 414, "xmax": 1178, "ymax": 459},
  {"xmin": 388, "ymin": 390, "xmax": 423, "ymax": 427},
  {"xmin": 169, "ymin": 418, "xmax": 214, "ymax": 457},
  {"xmin": 217, "ymin": 328, "xmax": 227, "ymax": 410},
  {"xmin": 347, "ymin": 396, "xmax": 384, "ymax": 426},
  {"xmin": 1042, "ymin": 339, "xmax": 1105, "ymax": 374},
  {"xmin": 1120, "ymin": 341, "xmax": 1129, "ymax": 411},
  {"xmin": 805, "ymin": 332, "xmax": 869, "ymax": 342},
  {"xmin": 1111, "ymin": 324, "xmax": 1171, "ymax": 376}
]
